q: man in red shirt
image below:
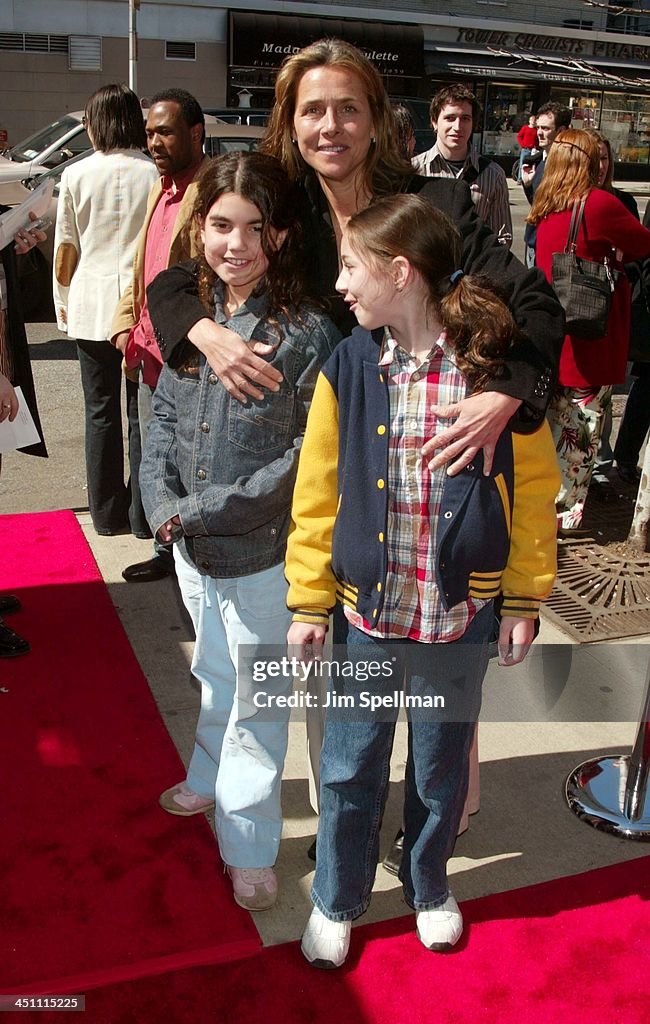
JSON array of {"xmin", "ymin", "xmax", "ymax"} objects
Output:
[
  {"xmin": 515, "ymin": 114, "xmax": 538, "ymax": 183},
  {"xmin": 111, "ymin": 89, "xmax": 207, "ymax": 582}
]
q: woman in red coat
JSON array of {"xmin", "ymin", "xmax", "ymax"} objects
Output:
[{"xmin": 529, "ymin": 128, "xmax": 650, "ymax": 530}]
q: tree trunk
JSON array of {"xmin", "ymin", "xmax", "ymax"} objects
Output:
[{"xmin": 627, "ymin": 441, "xmax": 650, "ymax": 552}]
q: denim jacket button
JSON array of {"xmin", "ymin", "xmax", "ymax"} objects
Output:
[
  {"xmin": 200, "ymin": 422, "xmax": 210, "ymax": 433},
  {"xmin": 208, "ymin": 373, "xmax": 218, "ymax": 385},
  {"xmin": 197, "ymin": 469, "xmax": 207, "ymax": 480}
]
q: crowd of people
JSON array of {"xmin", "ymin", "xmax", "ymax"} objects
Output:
[{"xmin": 4, "ymin": 38, "xmax": 650, "ymax": 971}]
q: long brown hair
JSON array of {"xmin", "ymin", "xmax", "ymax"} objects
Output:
[
  {"xmin": 261, "ymin": 38, "xmax": 414, "ymax": 197},
  {"xmin": 528, "ymin": 128, "xmax": 599, "ymax": 225},
  {"xmin": 346, "ymin": 194, "xmax": 519, "ymax": 390}
]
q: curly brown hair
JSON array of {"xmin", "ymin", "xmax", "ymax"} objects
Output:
[{"xmin": 345, "ymin": 194, "xmax": 520, "ymax": 390}]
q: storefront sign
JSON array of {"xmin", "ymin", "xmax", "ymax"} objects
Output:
[
  {"xmin": 455, "ymin": 26, "xmax": 650, "ymax": 64},
  {"xmin": 231, "ymin": 13, "xmax": 424, "ymax": 77}
]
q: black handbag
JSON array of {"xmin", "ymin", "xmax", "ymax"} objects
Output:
[{"xmin": 551, "ymin": 197, "xmax": 618, "ymax": 340}]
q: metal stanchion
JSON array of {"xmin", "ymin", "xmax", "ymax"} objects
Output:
[{"xmin": 565, "ymin": 654, "xmax": 650, "ymax": 840}]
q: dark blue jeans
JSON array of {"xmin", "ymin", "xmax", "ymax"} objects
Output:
[
  {"xmin": 134, "ymin": 377, "xmax": 173, "ymax": 564},
  {"xmin": 312, "ymin": 604, "xmax": 492, "ymax": 921},
  {"xmin": 614, "ymin": 364, "xmax": 650, "ymax": 472}
]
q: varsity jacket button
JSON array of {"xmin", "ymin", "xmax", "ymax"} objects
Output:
[
  {"xmin": 200, "ymin": 422, "xmax": 210, "ymax": 433},
  {"xmin": 444, "ymin": 510, "xmax": 453, "ymax": 519},
  {"xmin": 467, "ymin": 464, "xmax": 474, "ymax": 472},
  {"xmin": 377, "ymin": 479, "xmax": 385, "ymax": 489},
  {"xmin": 376, "ymin": 582, "xmax": 382, "ymax": 592},
  {"xmin": 197, "ymin": 469, "xmax": 207, "ymax": 480},
  {"xmin": 378, "ymin": 532, "xmax": 384, "ymax": 542},
  {"xmin": 376, "ymin": 424, "xmax": 386, "ymax": 435},
  {"xmin": 373, "ymin": 608, "xmax": 378, "ymax": 617}
]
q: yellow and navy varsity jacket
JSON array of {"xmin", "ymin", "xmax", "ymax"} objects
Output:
[{"xmin": 285, "ymin": 326, "xmax": 559, "ymax": 631}]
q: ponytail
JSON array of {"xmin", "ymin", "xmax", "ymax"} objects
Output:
[{"xmin": 440, "ymin": 274, "xmax": 520, "ymax": 391}]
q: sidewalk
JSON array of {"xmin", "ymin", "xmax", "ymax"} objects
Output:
[{"xmin": 77, "ymin": 513, "xmax": 649, "ymax": 947}]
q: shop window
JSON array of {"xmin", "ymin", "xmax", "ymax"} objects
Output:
[
  {"xmin": 482, "ymin": 82, "xmax": 535, "ymax": 157},
  {"xmin": 600, "ymin": 92, "xmax": 650, "ymax": 165},
  {"xmin": 549, "ymin": 88, "xmax": 600, "ymax": 129}
]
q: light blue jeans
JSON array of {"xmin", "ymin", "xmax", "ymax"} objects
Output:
[
  {"xmin": 173, "ymin": 547, "xmax": 293, "ymax": 868},
  {"xmin": 312, "ymin": 604, "xmax": 492, "ymax": 921}
]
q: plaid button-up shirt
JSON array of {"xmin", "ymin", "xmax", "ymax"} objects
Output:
[{"xmin": 345, "ymin": 329, "xmax": 487, "ymax": 643}]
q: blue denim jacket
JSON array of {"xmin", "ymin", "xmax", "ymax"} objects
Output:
[{"xmin": 140, "ymin": 276, "xmax": 341, "ymax": 577}]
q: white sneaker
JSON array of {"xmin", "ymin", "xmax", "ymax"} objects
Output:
[
  {"xmin": 301, "ymin": 906, "xmax": 351, "ymax": 969},
  {"xmin": 416, "ymin": 892, "xmax": 463, "ymax": 950}
]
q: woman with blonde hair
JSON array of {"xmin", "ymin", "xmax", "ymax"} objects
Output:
[{"xmin": 529, "ymin": 127, "xmax": 650, "ymax": 531}]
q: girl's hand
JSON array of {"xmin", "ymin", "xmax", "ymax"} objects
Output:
[
  {"xmin": 497, "ymin": 616, "xmax": 536, "ymax": 667},
  {"xmin": 287, "ymin": 621, "xmax": 328, "ymax": 663},
  {"xmin": 187, "ymin": 318, "xmax": 283, "ymax": 403},
  {"xmin": 0, "ymin": 372, "xmax": 18, "ymax": 422},
  {"xmin": 156, "ymin": 514, "xmax": 183, "ymax": 544},
  {"xmin": 423, "ymin": 392, "xmax": 522, "ymax": 476}
]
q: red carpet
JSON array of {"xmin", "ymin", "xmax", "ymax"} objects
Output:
[
  {"xmin": 0, "ymin": 511, "xmax": 260, "ymax": 994},
  {"xmin": 53, "ymin": 857, "xmax": 650, "ymax": 1024}
]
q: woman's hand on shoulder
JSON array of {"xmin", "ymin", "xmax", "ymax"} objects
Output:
[
  {"xmin": 423, "ymin": 392, "xmax": 522, "ymax": 475},
  {"xmin": 187, "ymin": 318, "xmax": 284, "ymax": 403},
  {"xmin": 497, "ymin": 615, "xmax": 536, "ymax": 666},
  {"xmin": 287, "ymin": 620, "xmax": 328, "ymax": 663}
]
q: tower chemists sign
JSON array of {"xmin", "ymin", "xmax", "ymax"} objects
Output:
[
  {"xmin": 455, "ymin": 26, "xmax": 650, "ymax": 64},
  {"xmin": 230, "ymin": 12, "xmax": 424, "ymax": 77}
]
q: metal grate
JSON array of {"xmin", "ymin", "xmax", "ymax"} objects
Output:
[
  {"xmin": 0, "ymin": 33, "xmax": 68, "ymax": 53},
  {"xmin": 165, "ymin": 41, "xmax": 196, "ymax": 61},
  {"xmin": 544, "ymin": 541, "xmax": 650, "ymax": 642}
]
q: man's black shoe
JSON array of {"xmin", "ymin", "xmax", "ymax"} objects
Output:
[
  {"xmin": 0, "ymin": 620, "xmax": 30, "ymax": 657},
  {"xmin": 122, "ymin": 557, "xmax": 174, "ymax": 583},
  {"xmin": 382, "ymin": 829, "xmax": 404, "ymax": 876},
  {"xmin": 0, "ymin": 595, "xmax": 21, "ymax": 615},
  {"xmin": 307, "ymin": 838, "xmax": 317, "ymax": 862}
]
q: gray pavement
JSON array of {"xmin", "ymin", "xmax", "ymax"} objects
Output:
[{"xmin": 2, "ymin": 179, "xmax": 649, "ymax": 947}]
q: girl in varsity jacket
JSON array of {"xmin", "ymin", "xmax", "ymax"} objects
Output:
[{"xmin": 285, "ymin": 194, "xmax": 559, "ymax": 969}]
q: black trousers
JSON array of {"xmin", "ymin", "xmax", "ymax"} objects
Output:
[{"xmin": 76, "ymin": 339, "xmax": 150, "ymax": 537}]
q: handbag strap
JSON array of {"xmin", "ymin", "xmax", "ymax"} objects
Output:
[{"xmin": 565, "ymin": 197, "xmax": 587, "ymax": 254}]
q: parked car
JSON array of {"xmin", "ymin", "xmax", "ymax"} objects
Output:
[
  {"xmin": 203, "ymin": 122, "xmax": 265, "ymax": 157},
  {"xmin": 0, "ymin": 112, "xmax": 91, "ymax": 183},
  {"xmin": 203, "ymin": 108, "xmax": 270, "ymax": 127},
  {"xmin": 7, "ymin": 122, "xmax": 266, "ymax": 322}
]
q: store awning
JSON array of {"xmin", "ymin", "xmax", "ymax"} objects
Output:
[
  {"xmin": 230, "ymin": 12, "xmax": 424, "ymax": 78},
  {"xmin": 425, "ymin": 47, "xmax": 650, "ymax": 93}
]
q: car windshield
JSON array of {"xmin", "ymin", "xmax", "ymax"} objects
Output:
[{"xmin": 7, "ymin": 115, "xmax": 82, "ymax": 163}]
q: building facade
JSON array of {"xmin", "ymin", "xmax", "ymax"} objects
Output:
[{"xmin": 1, "ymin": 0, "xmax": 650, "ymax": 176}]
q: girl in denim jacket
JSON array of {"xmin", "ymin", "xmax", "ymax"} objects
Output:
[{"xmin": 140, "ymin": 153, "xmax": 340, "ymax": 911}]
